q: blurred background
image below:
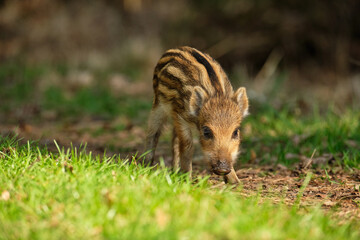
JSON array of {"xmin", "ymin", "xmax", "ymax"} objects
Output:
[{"xmin": 1, "ymin": 0, "xmax": 359, "ymax": 154}]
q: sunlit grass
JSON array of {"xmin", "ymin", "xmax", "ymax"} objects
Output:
[
  {"xmin": 241, "ymin": 107, "xmax": 360, "ymax": 167},
  {"xmin": 1, "ymin": 137, "xmax": 360, "ymax": 240}
]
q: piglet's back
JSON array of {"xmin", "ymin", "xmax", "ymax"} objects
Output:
[{"xmin": 152, "ymin": 46, "xmax": 234, "ymax": 112}]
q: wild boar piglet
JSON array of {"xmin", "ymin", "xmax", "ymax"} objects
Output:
[{"xmin": 145, "ymin": 46, "xmax": 249, "ymax": 184}]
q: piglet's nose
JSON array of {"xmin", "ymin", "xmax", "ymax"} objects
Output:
[{"xmin": 213, "ymin": 160, "xmax": 231, "ymax": 175}]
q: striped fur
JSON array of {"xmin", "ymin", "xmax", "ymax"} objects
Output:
[{"xmin": 145, "ymin": 46, "xmax": 249, "ymax": 184}]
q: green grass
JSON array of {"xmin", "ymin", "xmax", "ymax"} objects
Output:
[
  {"xmin": 241, "ymin": 106, "xmax": 360, "ymax": 167},
  {"xmin": 1, "ymin": 137, "xmax": 360, "ymax": 240},
  {"xmin": 42, "ymin": 86, "xmax": 151, "ymax": 121}
]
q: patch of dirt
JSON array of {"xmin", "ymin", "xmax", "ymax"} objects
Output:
[{"xmin": 206, "ymin": 165, "xmax": 360, "ymax": 220}]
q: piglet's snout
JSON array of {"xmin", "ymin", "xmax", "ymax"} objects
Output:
[{"xmin": 212, "ymin": 160, "xmax": 231, "ymax": 175}]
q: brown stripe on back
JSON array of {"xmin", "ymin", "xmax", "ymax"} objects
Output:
[
  {"xmin": 202, "ymin": 52, "xmax": 231, "ymax": 94},
  {"xmin": 158, "ymin": 69, "xmax": 183, "ymax": 91},
  {"xmin": 185, "ymin": 48, "xmax": 224, "ymax": 94},
  {"xmin": 167, "ymin": 60, "xmax": 198, "ymax": 86},
  {"xmin": 154, "ymin": 50, "xmax": 192, "ymax": 75},
  {"xmin": 154, "ymin": 49, "xmax": 200, "ymax": 89},
  {"xmin": 179, "ymin": 46, "xmax": 233, "ymax": 96}
]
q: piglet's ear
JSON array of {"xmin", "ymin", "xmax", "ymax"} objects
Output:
[
  {"xmin": 233, "ymin": 87, "xmax": 249, "ymax": 117},
  {"xmin": 189, "ymin": 86, "xmax": 207, "ymax": 116}
]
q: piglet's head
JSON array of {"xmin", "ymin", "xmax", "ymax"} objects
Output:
[{"xmin": 189, "ymin": 86, "xmax": 249, "ymax": 175}]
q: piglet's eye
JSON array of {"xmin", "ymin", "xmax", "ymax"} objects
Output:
[
  {"xmin": 202, "ymin": 126, "xmax": 213, "ymax": 139},
  {"xmin": 232, "ymin": 129, "xmax": 239, "ymax": 139}
]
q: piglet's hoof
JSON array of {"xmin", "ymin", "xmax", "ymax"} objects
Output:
[{"xmin": 224, "ymin": 169, "xmax": 240, "ymax": 184}]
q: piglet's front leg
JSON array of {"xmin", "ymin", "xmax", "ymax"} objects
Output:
[
  {"xmin": 174, "ymin": 119, "xmax": 194, "ymax": 177},
  {"xmin": 224, "ymin": 168, "xmax": 240, "ymax": 184}
]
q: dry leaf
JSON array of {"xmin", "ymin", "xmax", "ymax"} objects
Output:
[
  {"xmin": 155, "ymin": 209, "xmax": 169, "ymax": 229},
  {"xmin": 323, "ymin": 200, "xmax": 337, "ymax": 207},
  {"xmin": 1, "ymin": 190, "xmax": 10, "ymax": 201},
  {"xmin": 63, "ymin": 162, "xmax": 74, "ymax": 173}
]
